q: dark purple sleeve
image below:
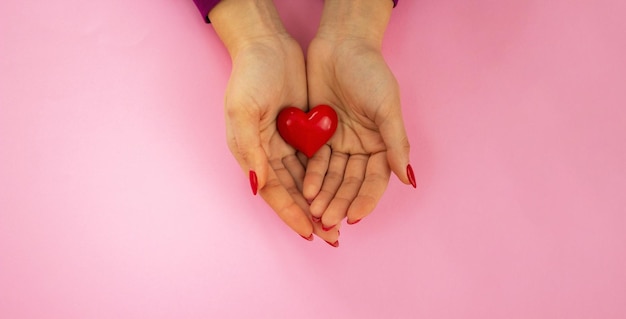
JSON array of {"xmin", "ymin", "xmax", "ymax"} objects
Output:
[
  {"xmin": 192, "ymin": 0, "xmax": 221, "ymax": 23},
  {"xmin": 192, "ymin": 0, "xmax": 398, "ymax": 23}
]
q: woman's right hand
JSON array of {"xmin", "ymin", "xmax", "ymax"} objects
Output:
[{"xmin": 210, "ymin": 0, "xmax": 340, "ymax": 245}]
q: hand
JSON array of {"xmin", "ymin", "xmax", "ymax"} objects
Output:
[
  {"xmin": 210, "ymin": 0, "xmax": 339, "ymax": 244},
  {"xmin": 303, "ymin": 0, "xmax": 415, "ymax": 230}
]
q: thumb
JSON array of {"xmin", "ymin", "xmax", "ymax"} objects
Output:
[
  {"xmin": 377, "ymin": 106, "xmax": 416, "ymax": 188},
  {"xmin": 226, "ymin": 107, "xmax": 271, "ymax": 195}
]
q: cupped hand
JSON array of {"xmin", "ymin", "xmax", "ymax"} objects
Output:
[
  {"xmin": 304, "ymin": 35, "xmax": 414, "ymax": 230},
  {"xmin": 223, "ymin": 35, "xmax": 340, "ymax": 244}
]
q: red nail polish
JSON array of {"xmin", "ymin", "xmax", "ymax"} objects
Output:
[
  {"xmin": 322, "ymin": 224, "xmax": 335, "ymax": 231},
  {"xmin": 325, "ymin": 240, "xmax": 339, "ymax": 248},
  {"xmin": 406, "ymin": 164, "xmax": 416, "ymax": 189},
  {"xmin": 312, "ymin": 216, "xmax": 321, "ymax": 223},
  {"xmin": 249, "ymin": 170, "xmax": 258, "ymax": 195},
  {"xmin": 301, "ymin": 234, "xmax": 314, "ymax": 241},
  {"xmin": 347, "ymin": 218, "xmax": 361, "ymax": 225}
]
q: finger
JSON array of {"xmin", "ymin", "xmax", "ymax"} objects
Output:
[
  {"xmin": 376, "ymin": 103, "xmax": 413, "ymax": 188},
  {"xmin": 225, "ymin": 107, "xmax": 270, "ymax": 194},
  {"xmin": 321, "ymin": 154, "xmax": 368, "ymax": 230},
  {"xmin": 312, "ymin": 220, "xmax": 341, "ymax": 248},
  {"xmin": 346, "ymin": 152, "xmax": 391, "ymax": 224},
  {"xmin": 282, "ymin": 154, "xmax": 306, "ymax": 193},
  {"xmin": 272, "ymin": 157, "xmax": 307, "ymax": 207},
  {"xmin": 272, "ymin": 156, "xmax": 339, "ymax": 245},
  {"xmin": 296, "ymin": 151, "xmax": 308, "ymax": 168},
  {"xmin": 303, "ymin": 144, "xmax": 331, "ymax": 201},
  {"xmin": 260, "ymin": 159, "xmax": 313, "ymax": 239},
  {"xmin": 309, "ymin": 152, "xmax": 348, "ymax": 220}
]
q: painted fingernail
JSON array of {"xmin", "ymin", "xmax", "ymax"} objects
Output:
[
  {"xmin": 312, "ymin": 216, "xmax": 321, "ymax": 223},
  {"xmin": 347, "ymin": 218, "xmax": 361, "ymax": 225},
  {"xmin": 322, "ymin": 224, "xmax": 335, "ymax": 232},
  {"xmin": 249, "ymin": 170, "xmax": 258, "ymax": 195},
  {"xmin": 301, "ymin": 234, "xmax": 314, "ymax": 241},
  {"xmin": 407, "ymin": 164, "xmax": 416, "ymax": 189},
  {"xmin": 325, "ymin": 240, "xmax": 339, "ymax": 248}
]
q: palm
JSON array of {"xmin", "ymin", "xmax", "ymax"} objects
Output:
[
  {"xmin": 227, "ymin": 41, "xmax": 304, "ymax": 159},
  {"xmin": 310, "ymin": 38, "xmax": 400, "ymax": 151}
]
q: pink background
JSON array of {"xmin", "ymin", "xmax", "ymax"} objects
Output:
[{"xmin": 2, "ymin": 0, "xmax": 626, "ymax": 318}]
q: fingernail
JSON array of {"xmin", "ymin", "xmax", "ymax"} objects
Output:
[
  {"xmin": 406, "ymin": 164, "xmax": 416, "ymax": 189},
  {"xmin": 301, "ymin": 234, "xmax": 314, "ymax": 241},
  {"xmin": 325, "ymin": 240, "xmax": 339, "ymax": 248},
  {"xmin": 312, "ymin": 216, "xmax": 321, "ymax": 223},
  {"xmin": 347, "ymin": 218, "xmax": 361, "ymax": 225},
  {"xmin": 322, "ymin": 224, "xmax": 335, "ymax": 231},
  {"xmin": 249, "ymin": 170, "xmax": 258, "ymax": 195}
]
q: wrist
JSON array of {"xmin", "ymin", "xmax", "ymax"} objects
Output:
[
  {"xmin": 316, "ymin": 0, "xmax": 393, "ymax": 48},
  {"xmin": 209, "ymin": 0, "xmax": 291, "ymax": 57}
]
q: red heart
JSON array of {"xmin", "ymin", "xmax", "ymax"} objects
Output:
[{"xmin": 276, "ymin": 105, "xmax": 338, "ymax": 158}]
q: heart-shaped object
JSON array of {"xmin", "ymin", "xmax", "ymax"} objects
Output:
[{"xmin": 276, "ymin": 105, "xmax": 338, "ymax": 158}]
